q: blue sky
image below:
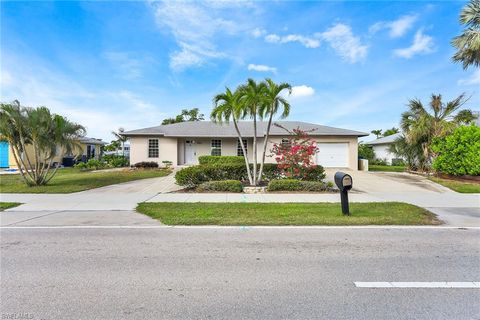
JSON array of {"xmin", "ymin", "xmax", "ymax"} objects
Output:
[{"xmin": 1, "ymin": 1, "xmax": 479, "ymax": 142}]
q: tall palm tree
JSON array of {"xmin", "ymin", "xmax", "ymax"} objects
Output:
[
  {"xmin": 0, "ymin": 101, "xmax": 85, "ymax": 186},
  {"xmin": 211, "ymin": 88, "xmax": 254, "ymax": 185},
  {"xmin": 400, "ymin": 93, "xmax": 476, "ymax": 170},
  {"xmin": 370, "ymin": 129, "xmax": 382, "ymax": 138},
  {"xmin": 112, "ymin": 127, "xmax": 128, "ymax": 157},
  {"xmin": 451, "ymin": 0, "xmax": 480, "ymax": 69},
  {"xmin": 257, "ymin": 78, "xmax": 291, "ymax": 184},
  {"xmin": 237, "ymin": 79, "xmax": 266, "ymax": 185}
]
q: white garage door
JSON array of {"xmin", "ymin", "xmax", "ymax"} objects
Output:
[{"xmin": 316, "ymin": 143, "xmax": 349, "ymax": 168}]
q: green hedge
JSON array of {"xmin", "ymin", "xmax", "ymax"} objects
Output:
[
  {"xmin": 267, "ymin": 179, "xmax": 331, "ymax": 192},
  {"xmin": 198, "ymin": 155, "xmax": 245, "ymax": 165},
  {"xmin": 175, "ymin": 163, "xmax": 281, "ymax": 188},
  {"xmin": 432, "ymin": 125, "xmax": 480, "ymax": 176},
  {"xmin": 197, "ymin": 180, "xmax": 243, "ymax": 193},
  {"xmin": 175, "ymin": 163, "xmax": 326, "ymax": 188}
]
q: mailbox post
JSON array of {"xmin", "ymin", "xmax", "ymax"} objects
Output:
[{"xmin": 334, "ymin": 172, "xmax": 353, "ymax": 215}]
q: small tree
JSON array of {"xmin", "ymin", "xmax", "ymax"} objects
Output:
[
  {"xmin": 358, "ymin": 143, "xmax": 375, "ymax": 160},
  {"xmin": 270, "ymin": 125, "xmax": 318, "ymax": 180},
  {"xmin": 0, "ymin": 101, "xmax": 85, "ymax": 186},
  {"xmin": 162, "ymin": 108, "xmax": 205, "ymax": 125},
  {"xmin": 112, "ymin": 127, "xmax": 128, "ymax": 157}
]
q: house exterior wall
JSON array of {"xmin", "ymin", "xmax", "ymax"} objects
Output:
[
  {"xmin": 129, "ymin": 135, "xmax": 359, "ymax": 170},
  {"xmin": 129, "ymin": 136, "xmax": 178, "ymax": 166},
  {"xmin": 372, "ymin": 144, "xmax": 395, "ymax": 164},
  {"xmin": 7, "ymin": 143, "xmax": 102, "ymax": 168}
]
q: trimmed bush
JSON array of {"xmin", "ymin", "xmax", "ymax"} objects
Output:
[
  {"xmin": 133, "ymin": 161, "xmax": 159, "ymax": 168},
  {"xmin": 267, "ymin": 179, "xmax": 329, "ymax": 192},
  {"xmin": 103, "ymin": 155, "xmax": 129, "ymax": 168},
  {"xmin": 198, "ymin": 155, "xmax": 245, "ymax": 165},
  {"xmin": 197, "ymin": 180, "xmax": 243, "ymax": 193},
  {"xmin": 432, "ymin": 125, "xmax": 480, "ymax": 176},
  {"xmin": 175, "ymin": 163, "xmax": 325, "ymax": 188}
]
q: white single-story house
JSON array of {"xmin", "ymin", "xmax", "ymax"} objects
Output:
[
  {"xmin": 122, "ymin": 121, "xmax": 368, "ymax": 170},
  {"xmin": 365, "ymin": 133, "xmax": 402, "ymax": 165}
]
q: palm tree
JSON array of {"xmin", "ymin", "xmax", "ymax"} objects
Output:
[
  {"xmin": 112, "ymin": 127, "xmax": 128, "ymax": 157},
  {"xmin": 400, "ymin": 93, "xmax": 476, "ymax": 170},
  {"xmin": 212, "ymin": 88, "xmax": 254, "ymax": 185},
  {"xmin": 451, "ymin": 0, "xmax": 480, "ymax": 69},
  {"xmin": 237, "ymin": 79, "xmax": 266, "ymax": 185},
  {"xmin": 0, "ymin": 101, "xmax": 85, "ymax": 186},
  {"xmin": 257, "ymin": 78, "xmax": 291, "ymax": 184},
  {"xmin": 370, "ymin": 129, "xmax": 382, "ymax": 138}
]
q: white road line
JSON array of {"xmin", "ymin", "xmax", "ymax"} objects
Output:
[
  {"xmin": 355, "ymin": 282, "xmax": 480, "ymax": 288},
  {"xmin": 0, "ymin": 225, "xmax": 480, "ymax": 229}
]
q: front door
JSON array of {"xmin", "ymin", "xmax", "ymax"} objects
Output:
[{"xmin": 185, "ymin": 140, "xmax": 196, "ymax": 164}]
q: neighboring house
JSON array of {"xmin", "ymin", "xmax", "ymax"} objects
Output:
[
  {"xmin": 365, "ymin": 133, "xmax": 402, "ymax": 165},
  {"xmin": 104, "ymin": 143, "xmax": 130, "ymax": 157},
  {"xmin": 122, "ymin": 121, "xmax": 368, "ymax": 170},
  {"xmin": 0, "ymin": 137, "xmax": 106, "ymax": 169}
]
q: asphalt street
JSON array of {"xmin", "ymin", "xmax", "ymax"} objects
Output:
[{"xmin": 1, "ymin": 227, "xmax": 479, "ymax": 320}]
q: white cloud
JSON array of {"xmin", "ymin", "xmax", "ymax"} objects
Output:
[
  {"xmin": 458, "ymin": 69, "xmax": 480, "ymax": 85},
  {"xmin": 290, "ymin": 85, "xmax": 315, "ymax": 98},
  {"xmin": 370, "ymin": 15, "xmax": 417, "ymax": 38},
  {"xmin": 0, "ymin": 53, "xmax": 167, "ymax": 141},
  {"xmin": 103, "ymin": 51, "xmax": 150, "ymax": 79},
  {"xmin": 252, "ymin": 28, "xmax": 266, "ymax": 38},
  {"xmin": 150, "ymin": 1, "xmax": 239, "ymax": 71},
  {"xmin": 317, "ymin": 24, "xmax": 368, "ymax": 63},
  {"xmin": 393, "ymin": 30, "xmax": 435, "ymax": 58},
  {"xmin": 247, "ymin": 63, "xmax": 277, "ymax": 73},
  {"xmin": 265, "ymin": 33, "xmax": 320, "ymax": 48}
]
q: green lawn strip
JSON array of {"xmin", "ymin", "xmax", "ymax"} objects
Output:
[
  {"xmin": 0, "ymin": 168, "xmax": 171, "ymax": 194},
  {"xmin": 137, "ymin": 202, "xmax": 441, "ymax": 226},
  {"xmin": 369, "ymin": 165, "xmax": 406, "ymax": 172},
  {"xmin": 0, "ymin": 202, "xmax": 21, "ymax": 211},
  {"xmin": 429, "ymin": 177, "xmax": 480, "ymax": 193}
]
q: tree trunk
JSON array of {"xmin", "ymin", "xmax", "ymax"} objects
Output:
[
  {"xmin": 252, "ymin": 115, "xmax": 257, "ymax": 186},
  {"xmin": 233, "ymin": 118, "xmax": 253, "ymax": 185},
  {"xmin": 257, "ymin": 108, "xmax": 274, "ymax": 184},
  {"xmin": 10, "ymin": 144, "xmax": 33, "ymax": 186}
]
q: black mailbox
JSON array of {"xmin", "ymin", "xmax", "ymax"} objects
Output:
[{"xmin": 334, "ymin": 172, "xmax": 353, "ymax": 215}]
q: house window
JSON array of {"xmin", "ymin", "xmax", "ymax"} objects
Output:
[
  {"xmin": 281, "ymin": 138, "xmax": 291, "ymax": 148},
  {"xmin": 211, "ymin": 139, "xmax": 222, "ymax": 156},
  {"xmin": 237, "ymin": 139, "xmax": 247, "ymax": 156},
  {"xmin": 148, "ymin": 139, "xmax": 159, "ymax": 158}
]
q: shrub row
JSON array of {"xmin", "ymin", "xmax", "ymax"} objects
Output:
[
  {"xmin": 198, "ymin": 155, "xmax": 245, "ymax": 165},
  {"xmin": 175, "ymin": 163, "xmax": 326, "ymax": 188},
  {"xmin": 267, "ymin": 179, "xmax": 333, "ymax": 192},
  {"xmin": 133, "ymin": 161, "xmax": 159, "ymax": 168},
  {"xmin": 197, "ymin": 180, "xmax": 243, "ymax": 193}
]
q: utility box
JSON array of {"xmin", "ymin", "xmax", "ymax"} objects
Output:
[{"xmin": 358, "ymin": 159, "xmax": 369, "ymax": 171}]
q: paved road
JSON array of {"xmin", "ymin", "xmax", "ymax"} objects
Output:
[{"xmin": 1, "ymin": 227, "xmax": 479, "ymax": 319}]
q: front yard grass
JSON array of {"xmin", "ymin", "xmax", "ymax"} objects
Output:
[
  {"xmin": 429, "ymin": 177, "xmax": 480, "ymax": 193},
  {"xmin": 0, "ymin": 168, "xmax": 171, "ymax": 194},
  {"xmin": 137, "ymin": 202, "xmax": 441, "ymax": 226},
  {"xmin": 369, "ymin": 165, "xmax": 406, "ymax": 172},
  {"xmin": 0, "ymin": 202, "xmax": 21, "ymax": 211}
]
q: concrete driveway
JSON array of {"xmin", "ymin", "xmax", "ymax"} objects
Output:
[{"xmin": 324, "ymin": 169, "xmax": 480, "ymax": 226}]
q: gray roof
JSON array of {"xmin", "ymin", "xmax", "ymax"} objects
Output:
[
  {"xmin": 122, "ymin": 121, "xmax": 368, "ymax": 137},
  {"xmin": 79, "ymin": 137, "xmax": 107, "ymax": 145},
  {"xmin": 365, "ymin": 133, "xmax": 402, "ymax": 145}
]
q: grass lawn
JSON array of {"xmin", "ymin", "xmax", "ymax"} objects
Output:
[
  {"xmin": 0, "ymin": 168, "xmax": 171, "ymax": 194},
  {"xmin": 137, "ymin": 202, "xmax": 441, "ymax": 226},
  {"xmin": 429, "ymin": 177, "xmax": 480, "ymax": 193},
  {"xmin": 369, "ymin": 165, "xmax": 406, "ymax": 172},
  {"xmin": 0, "ymin": 202, "xmax": 21, "ymax": 211}
]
